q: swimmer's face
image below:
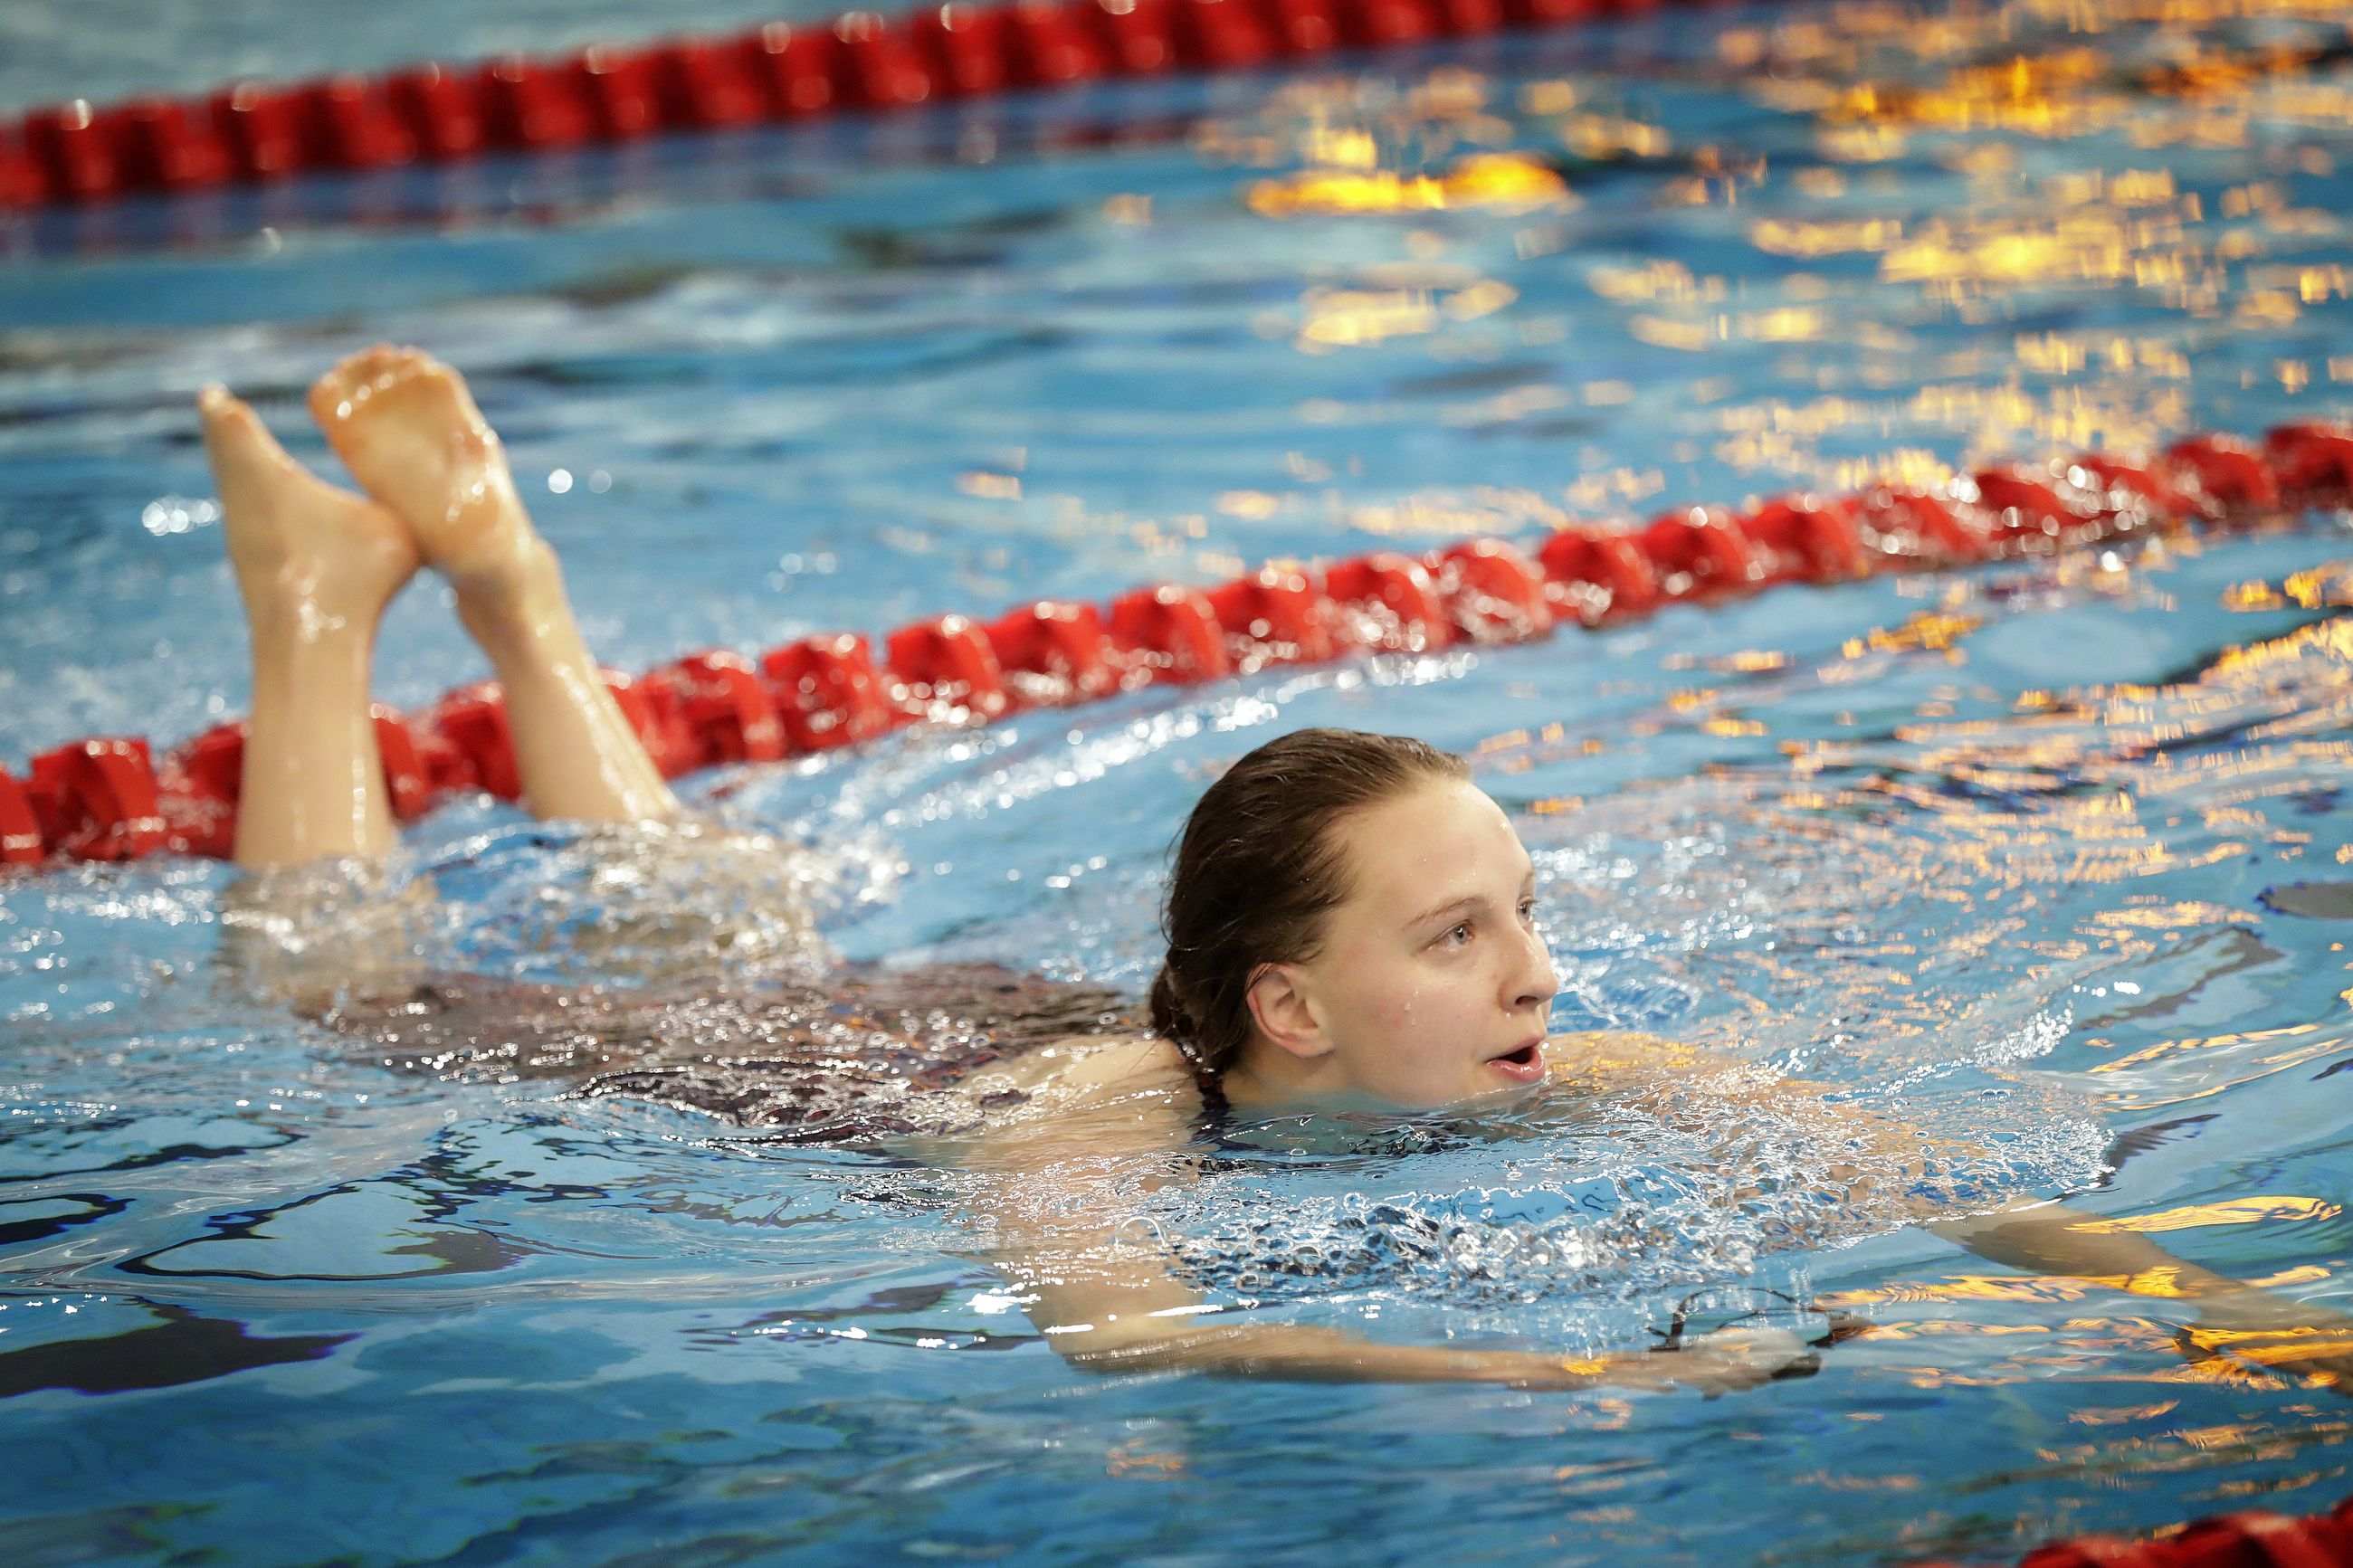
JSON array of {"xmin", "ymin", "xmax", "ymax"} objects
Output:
[{"xmin": 1245, "ymin": 779, "xmax": 1558, "ymax": 1108}]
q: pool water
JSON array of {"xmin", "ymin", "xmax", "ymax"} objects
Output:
[{"xmin": 7, "ymin": 0, "xmax": 2353, "ymax": 1563}]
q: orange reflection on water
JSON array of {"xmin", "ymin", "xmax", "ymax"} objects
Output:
[
  {"xmin": 1881, "ymin": 204, "xmax": 2207, "ymax": 296},
  {"xmin": 2014, "ymin": 330, "xmax": 2193, "ymax": 381},
  {"xmin": 2064, "ymin": 1196, "xmax": 2344, "ymax": 1232},
  {"xmin": 1822, "ymin": 49, "xmax": 2117, "ymax": 137},
  {"xmin": 1247, "ymin": 152, "xmax": 1572, "ymax": 218},
  {"xmin": 2283, "ymin": 564, "xmax": 2353, "ymax": 608},
  {"xmin": 2225, "ymin": 579, "xmax": 2293, "ymax": 610},
  {"xmin": 1750, "ymin": 217, "xmax": 1907, "ymax": 259},
  {"xmin": 2178, "ymin": 1325, "xmax": 2353, "ymax": 1378},
  {"xmin": 1825, "ymin": 1273, "xmax": 2160, "ymax": 1307},
  {"xmin": 1840, "ymin": 611, "xmax": 1983, "ymax": 661}
]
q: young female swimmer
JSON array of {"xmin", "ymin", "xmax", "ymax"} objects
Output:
[{"xmin": 198, "ymin": 346, "xmax": 2353, "ymax": 1395}]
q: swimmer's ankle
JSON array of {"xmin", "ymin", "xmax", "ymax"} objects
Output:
[
  {"xmin": 452, "ymin": 529, "xmax": 558, "ymax": 608},
  {"xmin": 452, "ymin": 537, "xmax": 576, "ymax": 651},
  {"xmin": 244, "ymin": 596, "xmax": 380, "ymax": 650},
  {"xmin": 236, "ymin": 546, "xmax": 403, "ymax": 640}
]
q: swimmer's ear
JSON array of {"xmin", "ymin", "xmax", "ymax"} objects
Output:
[{"xmin": 1244, "ymin": 962, "xmax": 1332, "ymax": 1060}]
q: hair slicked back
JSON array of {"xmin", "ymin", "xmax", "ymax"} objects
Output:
[{"xmin": 1151, "ymin": 728, "xmax": 1468, "ymax": 1075}]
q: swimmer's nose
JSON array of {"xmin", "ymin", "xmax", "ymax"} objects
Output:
[{"xmin": 1509, "ymin": 922, "xmax": 1558, "ymax": 1015}]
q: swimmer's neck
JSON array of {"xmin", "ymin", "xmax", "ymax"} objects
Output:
[
  {"xmin": 1215, "ymin": 1038, "xmax": 1549, "ymax": 1117},
  {"xmin": 1216, "ymin": 1035, "xmax": 1339, "ymax": 1114},
  {"xmin": 1217, "ymin": 1061, "xmax": 1339, "ymax": 1117}
]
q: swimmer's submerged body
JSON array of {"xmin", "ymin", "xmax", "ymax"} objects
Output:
[{"xmin": 201, "ymin": 347, "xmax": 2353, "ymax": 1396}]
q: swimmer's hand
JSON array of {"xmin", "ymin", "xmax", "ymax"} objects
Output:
[
  {"xmin": 1627, "ymin": 1324, "xmax": 1823, "ymax": 1398},
  {"xmin": 2177, "ymin": 1290, "xmax": 2353, "ymax": 1397}
]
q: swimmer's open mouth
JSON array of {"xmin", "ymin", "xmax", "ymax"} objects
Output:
[{"xmin": 1488, "ymin": 1040, "xmax": 1546, "ymax": 1080}]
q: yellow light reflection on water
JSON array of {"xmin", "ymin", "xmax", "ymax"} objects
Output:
[
  {"xmin": 2065, "ymin": 1196, "xmax": 2344, "ymax": 1232},
  {"xmin": 1248, "ymin": 152, "xmax": 1572, "ymax": 218}
]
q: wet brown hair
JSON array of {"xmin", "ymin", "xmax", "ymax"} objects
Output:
[{"xmin": 1150, "ymin": 727, "xmax": 1470, "ymax": 1076}]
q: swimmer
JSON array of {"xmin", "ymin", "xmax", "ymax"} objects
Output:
[{"xmin": 198, "ymin": 347, "xmax": 2353, "ymax": 1396}]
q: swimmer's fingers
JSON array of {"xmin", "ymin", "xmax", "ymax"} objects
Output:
[
  {"xmin": 1811, "ymin": 1307, "xmax": 1877, "ymax": 1346},
  {"xmin": 1707, "ymin": 1324, "xmax": 1822, "ymax": 1387},
  {"xmin": 1640, "ymin": 1325, "xmax": 1819, "ymax": 1397}
]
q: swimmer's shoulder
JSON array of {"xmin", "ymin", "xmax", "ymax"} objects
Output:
[
  {"xmin": 995, "ymin": 1031, "xmax": 1193, "ymax": 1098},
  {"xmin": 933, "ymin": 1033, "xmax": 1198, "ymax": 1164}
]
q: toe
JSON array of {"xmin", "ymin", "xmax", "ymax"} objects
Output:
[
  {"xmin": 310, "ymin": 360, "xmax": 353, "ymax": 417},
  {"xmin": 200, "ymin": 389, "xmax": 281, "ymax": 463},
  {"xmin": 314, "ymin": 346, "xmax": 392, "ymax": 403},
  {"xmin": 364, "ymin": 346, "xmax": 409, "ymax": 386},
  {"xmin": 321, "ymin": 347, "xmax": 372, "ymax": 385},
  {"xmin": 414, "ymin": 354, "xmax": 484, "ymax": 417},
  {"xmin": 309, "ymin": 356, "xmax": 380, "ymax": 429},
  {"xmin": 386, "ymin": 347, "xmax": 440, "ymax": 392}
]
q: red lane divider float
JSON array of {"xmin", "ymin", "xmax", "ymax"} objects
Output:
[
  {"xmin": 1925, "ymin": 1500, "xmax": 2353, "ymax": 1568},
  {"xmin": 6, "ymin": 0, "xmax": 1803, "ymax": 212},
  {"xmin": 24, "ymin": 737, "xmax": 168, "ymax": 862},
  {"xmin": 5, "ymin": 422, "xmax": 2348, "ymax": 873}
]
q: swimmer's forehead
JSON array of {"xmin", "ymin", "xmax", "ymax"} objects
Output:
[{"xmin": 1335, "ymin": 782, "xmax": 1535, "ymax": 926}]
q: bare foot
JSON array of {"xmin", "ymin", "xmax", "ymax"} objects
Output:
[
  {"xmin": 307, "ymin": 346, "xmax": 552, "ymax": 608},
  {"xmin": 201, "ymin": 386, "xmax": 418, "ymax": 634}
]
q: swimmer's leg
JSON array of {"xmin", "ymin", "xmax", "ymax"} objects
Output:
[
  {"xmin": 201, "ymin": 386, "xmax": 418, "ymax": 868},
  {"xmin": 309, "ymin": 346, "xmax": 679, "ymax": 827},
  {"xmin": 202, "ymin": 385, "xmax": 435, "ymax": 1007}
]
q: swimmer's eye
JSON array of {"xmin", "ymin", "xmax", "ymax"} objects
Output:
[
  {"xmin": 1440, "ymin": 921, "xmax": 1475, "ymax": 948},
  {"xmin": 1517, "ymin": 898, "xmax": 1538, "ymax": 923}
]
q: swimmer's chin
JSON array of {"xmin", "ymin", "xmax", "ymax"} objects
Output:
[{"xmin": 1227, "ymin": 1055, "xmax": 1557, "ymax": 1119}]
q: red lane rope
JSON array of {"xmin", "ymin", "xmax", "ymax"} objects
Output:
[
  {"xmin": 0, "ymin": 0, "xmax": 1663, "ymax": 211},
  {"xmin": 1944, "ymin": 1500, "xmax": 2353, "ymax": 1568},
  {"xmin": 4, "ymin": 420, "xmax": 2349, "ymax": 869}
]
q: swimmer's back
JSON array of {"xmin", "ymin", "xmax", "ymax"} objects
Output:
[{"xmin": 310, "ymin": 960, "xmax": 1151, "ymax": 1143}]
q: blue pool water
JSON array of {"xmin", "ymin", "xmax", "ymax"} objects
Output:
[{"xmin": 7, "ymin": 1, "xmax": 2353, "ymax": 1563}]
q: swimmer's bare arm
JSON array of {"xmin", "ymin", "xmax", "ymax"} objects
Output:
[
  {"xmin": 1921, "ymin": 1197, "xmax": 2353, "ymax": 1387},
  {"xmin": 1590, "ymin": 1031, "xmax": 2353, "ymax": 1386},
  {"xmin": 948, "ymin": 1037, "xmax": 1792, "ymax": 1393}
]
